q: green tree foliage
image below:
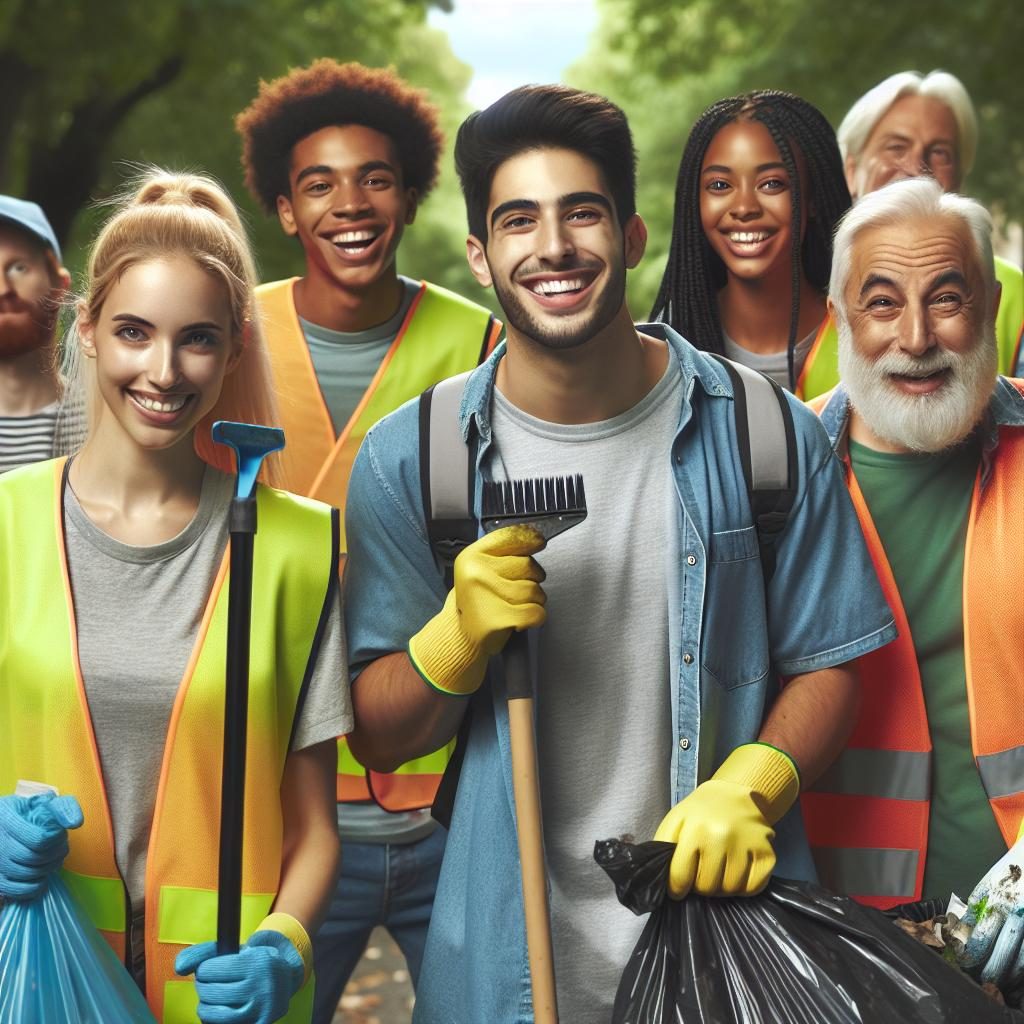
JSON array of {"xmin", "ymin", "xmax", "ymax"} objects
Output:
[
  {"xmin": 568, "ymin": 0, "xmax": 1021, "ymax": 317},
  {"xmin": 1, "ymin": 0, "xmax": 487, "ymax": 308}
]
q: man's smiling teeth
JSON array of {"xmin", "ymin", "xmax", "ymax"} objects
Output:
[
  {"xmin": 728, "ymin": 231, "xmax": 771, "ymax": 243},
  {"xmin": 530, "ymin": 278, "xmax": 585, "ymax": 295},
  {"xmin": 132, "ymin": 393, "xmax": 188, "ymax": 413},
  {"xmin": 331, "ymin": 230, "xmax": 377, "ymax": 245}
]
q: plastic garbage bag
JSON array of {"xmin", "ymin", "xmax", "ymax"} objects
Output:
[
  {"xmin": 0, "ymin": 876, "xmax": 155, "ymax": 1023},
  {"xmin": 595, "ymin": 837, "xmax": 1024, "ymax": 1024}
]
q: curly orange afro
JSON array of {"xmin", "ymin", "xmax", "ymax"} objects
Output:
[{"xmin": 236, "ymin": 59, "xmax": 444, "ymax": 213}]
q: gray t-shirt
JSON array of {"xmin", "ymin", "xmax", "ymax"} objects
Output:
[
  {"xmin": 488, "ymin": 347, "xmax": 681, "ymax": 1023},
  {"xmin": 722, "ymin": 323, "xmax": 818, "ymax": 389},
  {"xmin": 64, "ymin": 466, "xmax": 351, "ymax": 909},
  {"xmin": 301, "ymin": 274, "xmax": 434, "ymax": 845},
  {"xmin": 300, "ymin": 275, "xmax": 420, "ymax": 434}
]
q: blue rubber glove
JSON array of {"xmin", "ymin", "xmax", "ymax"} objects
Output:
[
  {"xmin": 0, "ymin": 792, "xmax": 83, "ymax": 900},
  {"xmin": 174, "ymin": 929, "xmax": 305, "ymax": 1024},
  {"xmin": 957, "ymin": 831, "xmax": 1024, "ymax": 994}
]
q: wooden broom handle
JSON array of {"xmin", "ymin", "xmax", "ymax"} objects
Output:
[{"xmin": 506, "ymin": 623, "xmax": 559, "ymax": 1024}]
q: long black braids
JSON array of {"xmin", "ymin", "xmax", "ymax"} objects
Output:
[{"xmin": 650, "ymin": 91, "xmax": 851, "ymax": 391}]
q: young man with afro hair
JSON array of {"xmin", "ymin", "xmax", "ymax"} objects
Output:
[{"xmin": 236, "ymin": 59, "xmax": 501, "ymax": 1023}]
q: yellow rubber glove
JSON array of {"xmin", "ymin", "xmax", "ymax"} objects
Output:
[
  {"xmin": 408, "ymin": 525, "xmax": 546, "ymax": 696},
  {"xmin": 654, "ymin": 742, "xmax": 800, "ymax": 898}
]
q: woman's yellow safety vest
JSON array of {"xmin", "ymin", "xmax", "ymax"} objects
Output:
[
  {"xmin": 257, "ymin": 277, "xmax": 497, "ymax": 812},
  {"xmin": 0, "ymin": 459, "xmax": 338, "ymax": 1024}
]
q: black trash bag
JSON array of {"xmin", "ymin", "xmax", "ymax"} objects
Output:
[{"xmin": 595, "ymin": 837, "xmax": 1024, "ymax": 1024}]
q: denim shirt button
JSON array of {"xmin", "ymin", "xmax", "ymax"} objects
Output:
[
  {"xmin": 683, "ymin": 652, "xmax": 693, "ymax": 665},
  {"xmin": 686, "ymin": 553, "xmax": 697, "ymax": 566},
  {"xmin": 679, "ymin": 737, "xmax": 691, "ymax": 750}
]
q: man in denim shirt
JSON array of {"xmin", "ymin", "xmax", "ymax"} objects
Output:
[{"xmin": 344, "ymin": 86, "xmax": 897, "ymax": 1023}]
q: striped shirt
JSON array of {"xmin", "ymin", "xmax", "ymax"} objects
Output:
[{"xmin": 0, "ymin": 401, "xmax": 59, "ymax": 474}]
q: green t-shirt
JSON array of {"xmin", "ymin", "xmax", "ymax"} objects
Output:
[{"xmin": 849, "ymin": 437, "xmax": 1006, "ymax": 901}]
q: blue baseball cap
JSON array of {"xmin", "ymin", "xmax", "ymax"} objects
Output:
[{"xmin": 0, "ymin": 195, "xmax": 62, "ymax": 263}]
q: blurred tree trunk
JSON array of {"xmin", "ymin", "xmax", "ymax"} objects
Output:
[{"xmin": 21, "ymin": 55, "xmax": 184, "ymax": 244}]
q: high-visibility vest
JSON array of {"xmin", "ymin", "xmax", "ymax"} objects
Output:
[
  {"xmin": 802, "ymin": 382, "xmax": 1024, "ymax": 909},
  {"xmin": 256, "ymin": 277, "xmax": 498, "ymax": 811},
  {"xmin": 795, "ymin": 317, "xmax": 839, "ymax": 401},
  {"xmin": 0, "ymin": 459, "xmax": 338, "ymax": 1023},
  {"xmin": 798, "ymin": 262, "xmax": 1024, "ymax": 401},
  {"xmin": 995, "ymin": 256, "xmax": 1023, "ymax": 376},
  {"xmin": 256, "ymin": 277, "xmax": 500, "ymax": 553}
]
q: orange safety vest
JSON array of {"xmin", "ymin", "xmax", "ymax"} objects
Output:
[
  {"xmin": 256, "ymin": 277, "xmax": 500, "ymax": 811},
  {"xmin": 0, "ymin": 459, "xmax": 337, "ymax": 1022},
  {"xmin": 802, "ymin": 383, "xmax": 1024, "ymax": 909},
  {"xmin": 256, "ymin": 277, "xmax": 501, "ymax": 552}
]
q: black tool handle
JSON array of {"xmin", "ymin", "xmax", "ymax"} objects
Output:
[
  {"xmin": 504, "ymin": 630, "xmax": 533, "ymax": 701},
  {"xmin": 217, "ymin": 500, "xmax": 256, "ymax": 956}
]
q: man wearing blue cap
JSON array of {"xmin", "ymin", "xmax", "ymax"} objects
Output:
[{"xmin": 0, "ymin": 196, "xmax": 77, "ymax": 473}]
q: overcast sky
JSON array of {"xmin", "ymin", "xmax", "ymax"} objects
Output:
[{"xmin": 428, "ymin": 0, "xmax": 600, "ymax": 108}]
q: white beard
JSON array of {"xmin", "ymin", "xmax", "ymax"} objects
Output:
[{"xmin": 837, "ymin": 318, "xmax": 997, "ymax": 454}]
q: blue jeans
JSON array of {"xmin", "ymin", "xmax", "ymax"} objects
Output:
[{"xmin": 311, "ymin": 826, "xmax": 446, "ymax": 1024}]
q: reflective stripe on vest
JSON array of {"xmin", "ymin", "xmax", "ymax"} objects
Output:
[
  {"xmin": 62, "ymin": 868, "xmax": 126, "ymax": 934},
  {"xmin": 0, "ymin": 459, "xmax": 335, "ymax": 1023},
  {"xmin": 257, "ymin": 277, "xmax": 499, "ymax": 552},
  {"xmin": 813, "ymin": 748, "xmax": 931, "ymax": 801},
  {"xmin": 802, "ymin": 403, "xmax": 1024, "ymax": 909},
  {"xmin": 257, "ymin": 277, "xmax": 500, "ymax": 812}
]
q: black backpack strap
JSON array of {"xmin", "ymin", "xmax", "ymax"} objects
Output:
[
  {"xmin": 710, "ymin": 355, "xmax": 798, "ymax": 586},
  {"xmin": 418, "ymin": 370, "xmax": 478, "ymax": 828},
  {"xmin": 420, "ymin": 370, "xmax": 477, "ymax": 588}
]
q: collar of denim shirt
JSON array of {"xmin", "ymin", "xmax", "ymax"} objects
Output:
[
  {"xmin": 819, "ymin": 376, "xmax": 1024, "ymax": 488},
  {"xmin": 453, "ymin": 322, "xmax": 733, "ymax": 447}
]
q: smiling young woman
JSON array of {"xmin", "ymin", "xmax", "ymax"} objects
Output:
[
  {"xmin": 651, "ymin": 91, "xmax": 851, "ymax": 394},
  {"xmin": 0, "ymin": 170, "xmax": 351, "ymax": 1024}
]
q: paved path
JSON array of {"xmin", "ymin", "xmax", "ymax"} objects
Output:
[{"xmin": 331, "ymin": 927, "xmax": 415, "ymax": 1024}]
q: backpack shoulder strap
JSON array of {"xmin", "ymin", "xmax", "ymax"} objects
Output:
[
  {"xmin": 419, "ymin": 370, "xmax": 477, "ymax": 588},
  {"xmin": 417, "ymin": 370, "xmax": 478, "ymax": 829},
  {"xmin": 710, "ymin": 355, "xmax": 798, "ymax": 586}
]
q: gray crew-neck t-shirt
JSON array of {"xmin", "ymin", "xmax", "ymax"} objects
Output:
[
  {"xmin": 299, "ymin": 275, "xmax": 420, "ymax": 435},
  {"xmin": 722, "ymin": 323, "xmax": 818, "ymax": 390},
  {"xmin": 488, "ymin": 347, "xmax": 681, "ymax": 1023},
  {"xmin": 63, "ymin": 465, "xmax": 351, "ymax": 910}
]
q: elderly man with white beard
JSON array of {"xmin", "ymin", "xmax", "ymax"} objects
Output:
[{"xmin": 800, "ymin": 178, "xmax": 1024, "ymax": 994}]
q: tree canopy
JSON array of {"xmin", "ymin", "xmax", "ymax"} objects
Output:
[{"xmin": 0, "ymin": 0, "xmax": 488, "ymax": 305}]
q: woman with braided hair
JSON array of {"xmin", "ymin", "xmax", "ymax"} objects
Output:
[{"xmin": 650, "ymin": 90, "xmax": 850, "ymax": 396}]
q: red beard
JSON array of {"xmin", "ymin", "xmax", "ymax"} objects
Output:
[{"xmin": 0, "ymin": 303, "xmax": 54, "ymax": 358}]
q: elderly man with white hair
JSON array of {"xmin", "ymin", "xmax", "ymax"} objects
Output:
[
  {"xmin": 839, "ymin": 70, "xmax": 1022, "ymax": 375},
  {"xmin": 801, "ymin": 178, "xmax": 1024, "ymax": 994},
  {"xmin": 801, "ymin": 72, "xmax": 1022, "ymax": 396}
]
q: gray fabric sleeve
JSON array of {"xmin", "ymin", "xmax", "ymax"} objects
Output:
[{"xmin": 289, "ymin": 585, "xmax": 353, "ymax": 751}]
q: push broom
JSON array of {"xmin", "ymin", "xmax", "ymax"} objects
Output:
[
  {"xmin": 480, "ymin": 474, "xmax": 588, "ymax": 1024},
  {"xmin": 210, "ymin": 421, "xmax": 285, "ymax": 956}
]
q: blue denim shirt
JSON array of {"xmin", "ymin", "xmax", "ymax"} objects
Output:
[{"xmin": 344, "ymin": 325, "xmax": 897, "ymax": 1023}]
